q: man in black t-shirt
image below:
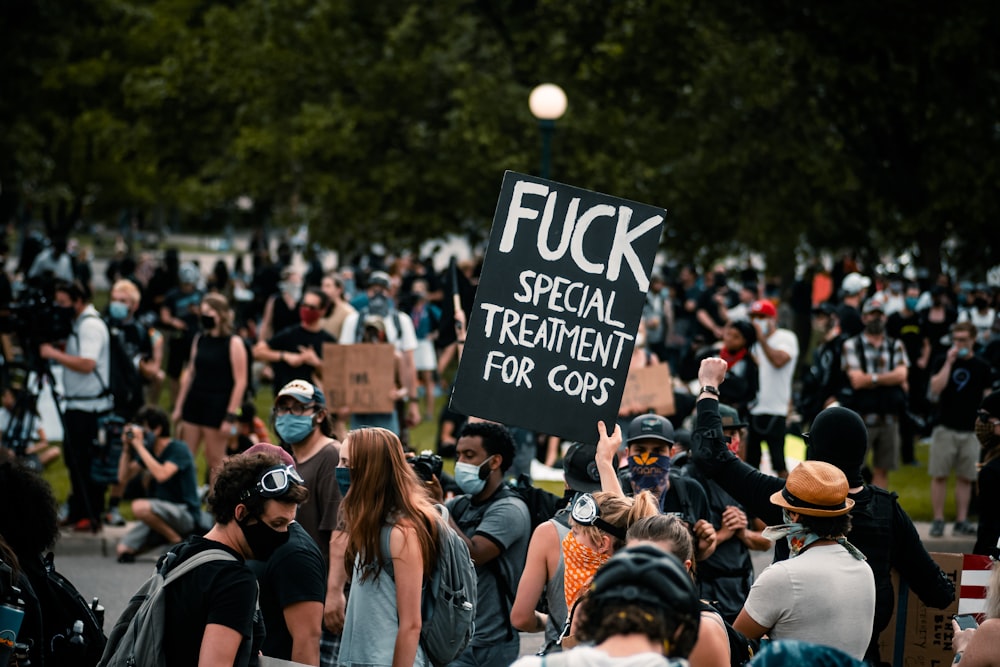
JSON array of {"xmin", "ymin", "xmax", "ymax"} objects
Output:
[
  {"xmin": 927, "ymin": 321, "xmax": 993, "ymax": 537},
  {"xmin": 244, "ymin": 444, "xmax": 326, "ymax": 665},
  {"xmin": 253, "ymin": 287, "xmax": 336, "ymax": 395},
  {"xmin": 162, "ymin": 449, "xmax": 308, "ymax": 666}
]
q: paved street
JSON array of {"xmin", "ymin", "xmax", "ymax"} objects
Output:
[{"xmin": 54, "ymin": 519, "xmax": 975, "ymax": 657}]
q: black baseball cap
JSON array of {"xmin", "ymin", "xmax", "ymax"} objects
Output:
[
  {"xmin": 562, "ymin": 441, "xmax": 602, "ymax": 493},
  {"xmin": 627, "ymin": 414, "xmax": 675, "ymax": 446}
]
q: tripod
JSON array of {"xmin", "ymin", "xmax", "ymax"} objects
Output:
[{"xmin": 8, "ymin": 353, "xmax": 101, "ymax": 532}]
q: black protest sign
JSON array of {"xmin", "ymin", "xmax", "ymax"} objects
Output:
[{"xmin": 450, "ymin": 171, "xmax": 665, "ymax": 444}]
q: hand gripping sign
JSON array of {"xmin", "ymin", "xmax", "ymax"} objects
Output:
[{"xmin": 451, "ymin": 171, "xmax": 665, "ymax": 444}]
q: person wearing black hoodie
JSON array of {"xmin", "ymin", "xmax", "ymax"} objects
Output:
[{"xmin": 690, "ymin": 357, "xmax": 955, "ymax": 666}]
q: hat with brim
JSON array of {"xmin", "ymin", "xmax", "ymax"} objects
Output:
[
  {"xmin": 563, "ymin": 441, "xmax": 602, "ymax": 493},
  {"xmin": 276, "ymin": 379, "xmax": 326, "ymax": 407},
  {"xmin": 718, "ymin": 404, "xmax": 748, "ymax": 430},
  {"xmin": 769, "ymin": 460, "xmax": 855, "ymax": 517}
]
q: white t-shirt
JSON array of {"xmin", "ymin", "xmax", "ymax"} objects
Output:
[
  {"xmin": 338, "ymin": 309, "xmax": 418, "ymax": 352},
  {"xmin": 742, "ymin": 544, "xmax": 876, "ymax": 660},
  {"xmin": 64, "ymin": 306, "xmax": 114, "ymax": 413},
  {"xmin": 750, "ymin": 328, "xmax": 799, "ymax": 416}
]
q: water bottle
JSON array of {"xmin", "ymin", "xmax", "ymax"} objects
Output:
[{"xmin": 0, "ymin": 588, "xmax": 25, "ymax": 666}]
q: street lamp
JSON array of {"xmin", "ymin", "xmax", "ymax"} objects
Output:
[{"xmin": 528, "ymin": 83, "xmax": 567, "ymax": 180}]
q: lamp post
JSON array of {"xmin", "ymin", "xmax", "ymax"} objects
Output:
[{"xmin": 528, "ymin": 83, "xmax": 567, "ymax": 180}]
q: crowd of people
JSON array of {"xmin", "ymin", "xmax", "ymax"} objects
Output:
[{"xmin": 1, "ymin": 229, "xmax": 999, "ymax": 667}]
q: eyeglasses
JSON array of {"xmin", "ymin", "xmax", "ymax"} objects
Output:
[
  {"xmin": 571, "ymin": 493, "xmax": 626, "ymax": 540},
  {"xmin": 953, "ymin": 337, "xmax": 972, "ymax": 344},
  {"xmin": 273, "ymin": 402, "xmax": 318, "ymax": 417},
  {"xmin": 243, "ymin": 464, "xmax": 304, "ymax": 500},
  {"xmin": 301, "ymin": 303, "xmax": 322, "ymax": 311}
]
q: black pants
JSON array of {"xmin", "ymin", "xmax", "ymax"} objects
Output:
[
  {"xmin": 63, "ymin": 409, "xmax": 106, "ymax": 525},
  {"xmin": 746, "ymin": 413, "xmax": 788, "ymax": 473}
]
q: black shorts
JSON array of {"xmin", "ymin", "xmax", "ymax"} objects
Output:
[{"xmin": 181, "ymin": 390, "xmax": 229, "ymax": 428}]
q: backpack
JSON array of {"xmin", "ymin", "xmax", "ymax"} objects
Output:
[
  {"xmin": 99, "ymin": 548, "xmax": 237, "ymax": 667},
  {"xmin": 381, "ymin": 505, "xmax": 477, "ymax": 667},
  {"xmin": 39, "ymin": 551, "xmax": 107, "ymax": 666},
  {"xmin": 507, "ymin": 473, "xmax": 564, "ymax": 532},
  {"xmin": 76, "ymin": 313, "xmax": 145, "ymax": 420}
]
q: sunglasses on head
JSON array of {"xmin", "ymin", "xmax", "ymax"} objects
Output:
[
  {"xmin": 242, "ymin": 464, "xmax": 304, "ymax": 500},
  {"xmin": 571, "ymin": 493, "xmax": 627, "ymax": 540}
]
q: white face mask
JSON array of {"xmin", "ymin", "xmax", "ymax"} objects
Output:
[{"xmin": 758, "ymin": 320, "xmax": 772, "ymax": 337}]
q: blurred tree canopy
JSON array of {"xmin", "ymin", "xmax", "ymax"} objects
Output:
[{"xmin": 2, "ymin": 0, "xmax": 997, "ymax": 275}]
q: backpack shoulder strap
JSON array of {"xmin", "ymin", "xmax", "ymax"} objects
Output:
[
  {"xmin": 162, "ymin": 549, "xmax": 237, "ymax": 585},
  {"xmin": 854, "ymin": 335, "xmax": 867, "ymax": 373}
]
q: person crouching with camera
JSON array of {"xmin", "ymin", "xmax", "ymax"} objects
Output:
[{"xmin": 115, "ymin": 406, "xmax": 202, "ymax": 563}]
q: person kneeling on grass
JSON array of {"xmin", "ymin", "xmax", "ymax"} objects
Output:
[{"xmin": 115, "ymin": 406, "xmax": 202, "ymax": 563}]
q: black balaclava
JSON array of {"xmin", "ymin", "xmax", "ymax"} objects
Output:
[{"xmin": 807, "ymin": 407, "xmax": 868, "ymax": 488}]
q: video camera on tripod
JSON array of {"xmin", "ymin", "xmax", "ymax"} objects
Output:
[{"xmin": 0, "ymin": 285, "xmax": 75, "ymax": 353}]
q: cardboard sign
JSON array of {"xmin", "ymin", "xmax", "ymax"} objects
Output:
[
  {"xmin": 322, "ymin": 343, "xmax": 397, "ymax": 413},
  {"xmin": 620, "ymin": 363, "xmax": 675, "ymax": 416},
  {"xmin": 877, "ymin": 552, "xmax": 992, "ymax": 667},
  {"xmin": 451, "ymin": 171, "xmax": 665, "ymax": 443}
]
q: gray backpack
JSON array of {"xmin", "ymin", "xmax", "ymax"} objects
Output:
[
  {"xmin": 98, "ymin": 549, "xmax": 237, "ymax": 667},
  {"xmin": 381, "ymin": 505, "xmax": 477, "ymax": 666}
]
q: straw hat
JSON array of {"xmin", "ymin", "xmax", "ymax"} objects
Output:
[{"xmin": 769, "ymin": 461, "xmax": 855, "ymax": 517}]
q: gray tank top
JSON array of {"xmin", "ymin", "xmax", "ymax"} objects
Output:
[
  {"xmin": 338, "ymin": 523, "xmax": 430, "ymax": 667},
  {"xmin": 544, "ymin": 517, "xmax": 572, "ymax": 646}
]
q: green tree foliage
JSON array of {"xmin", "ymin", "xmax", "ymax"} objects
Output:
[{"xmin": 2, "ymin": 0, "xmax": 997, "ymax": 275}]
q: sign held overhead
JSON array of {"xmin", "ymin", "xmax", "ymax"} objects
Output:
[{"xmin": 451, "ymin": 171, "xmax": 665, "ymax": 444}]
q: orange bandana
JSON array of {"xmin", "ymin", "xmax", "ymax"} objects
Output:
[{"xmin": 562, "ymin": 530, "xmax": 610, "ymax": 612}]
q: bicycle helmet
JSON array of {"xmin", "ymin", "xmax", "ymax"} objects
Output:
[{"xmin": 588, "ymin": 544, "xmax": 699, "ymax": 619}]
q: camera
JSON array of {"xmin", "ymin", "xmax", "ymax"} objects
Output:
[
  {"xmin": 409, "ymin": 451, "xmax": 443, "ymax": 483},
  {"xmin": 0, "ymin": 286, "xmax": 75, "ymax": 346}
]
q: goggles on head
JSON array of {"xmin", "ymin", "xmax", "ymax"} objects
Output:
[
  {"xmin": 242, "ymin": 464, "xmax": 304, "ymax": 501},
  {"xmin": 571, "ymin": 493, "xmax": 627, "ymax": 541},
  {"xmin": 977, "ymin": 410, "xmax": 999, "ymax": 425}
]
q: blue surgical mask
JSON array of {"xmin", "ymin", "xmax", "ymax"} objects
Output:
[
  {"xmin": 108, "ymin": 301, "xmax": 129, "ymax": 321},
  {"xmin": 274, "ymin": 414, "xmax": 314, "ymax": 445},
  {"xmin": 957, "ymin": 347, "xmax": 971, "ymax": 359},
  {"xmin": 905, "ymin": 297, "xmax": 919, "ymax": 312},
  {"xmin": 454, "ymin": 457, "xmax": 493, "ymax": 496},
  {"xmin": 335, "ymin": 467, "xmax": 351, "ymax": 496}
]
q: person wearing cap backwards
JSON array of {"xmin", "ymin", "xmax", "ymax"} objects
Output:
[
  {"xmin": 244, "ymin": 444, "xmax": 326, "ymax": 666},
  {"xmin": 510, "ymin": 545, "xmax": 702, "ymax": 667},
  {"xmin": 840, "ymin": 297, "xmax": 909, "ymax": 490},
  {"xmin": 746, "ymin": 299, "xmax": 799, "ymax": 478},
  {"xmin": 974, "ymin": 391, "xmax": 1000, "ymax": 556},
  {"xmin": 338, "ymin": 270, "xmax": 422, "ymax": 432},
  {"xmin": 596, "ymin": 414, "xmax": 717, "ymax": 561},
  {"xmin": 158, "ymin": 448, "xmax": 308, "ymax": 666},
  {"xmin": 691, "ymin": 357, "xmax": 955, "ymax": 665},
  {"xmin": 730, "ymin": 458, "xmax": 875, "ymax": 659}
]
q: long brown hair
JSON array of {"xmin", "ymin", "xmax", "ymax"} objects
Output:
[
  {"xmin": 202, "ymin": 293, "xmax": 234, "ymax": 335},
  {"xmin": 341, "ymin": 427, "xmax": 439, "ymax": 581}
]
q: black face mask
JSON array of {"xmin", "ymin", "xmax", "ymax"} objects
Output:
[
  {"xmin": 974, "ymin": 297, "xmax": 989, "ymax": 310},
  {"xmin": 865, "ymin": 318, "xmax": 886, "ymax": 335},
  {"xmin": 239, "ymin": 516, "xmax": 290, "ymax": 561},
  {"xmin": 200, "ymin": 315, "xmax": 218, "ymax": 331}
]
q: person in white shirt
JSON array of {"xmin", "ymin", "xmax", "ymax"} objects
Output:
[
  {"xmin": 746, "ymin": 300, "xmax": 799, "ymax": 477},
  {"xmin": 734, "ymin": 460, "xmax": 876, "ymax": 661}
]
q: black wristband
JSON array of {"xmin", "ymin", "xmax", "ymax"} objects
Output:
[
  {"xmin": 699, "ymin": 385, "xmax": 720, "ymax": 397},
  {"xmin": 225, "ymin": 412, "xmax": 238, "ymax": 422}
]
